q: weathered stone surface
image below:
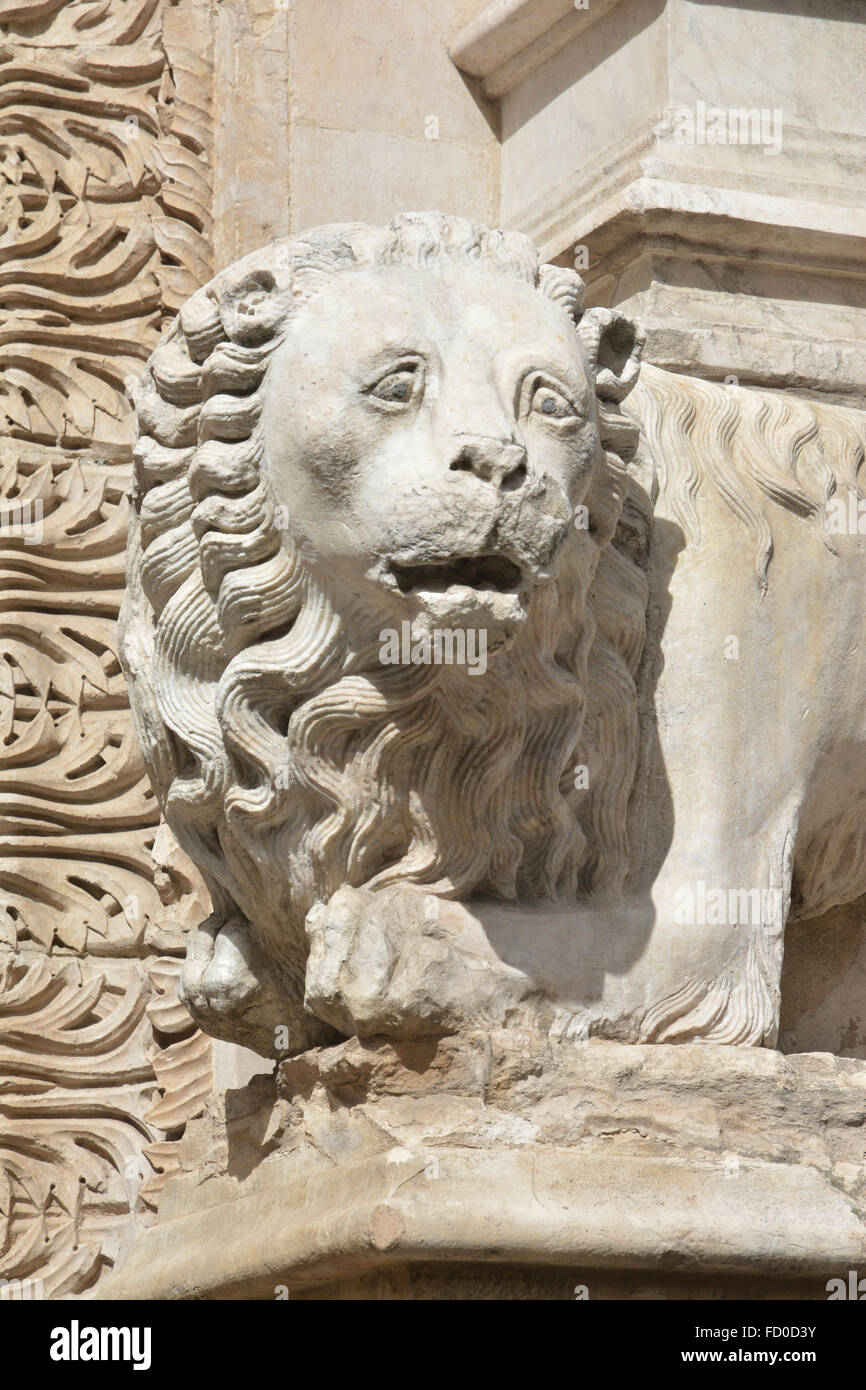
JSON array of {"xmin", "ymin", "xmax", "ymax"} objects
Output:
[{"xmin": 104, "ymin": 1038, "xmax": 866, "ymax": 1299}]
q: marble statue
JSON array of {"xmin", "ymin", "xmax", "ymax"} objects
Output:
[{"xmin": 120, "ymin": 211, "xmax": 866, "ymax": 1059}]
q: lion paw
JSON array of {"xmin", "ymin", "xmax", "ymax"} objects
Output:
[{"xmin": 303, "ymin": 884, "xmax": 532, "ymax": 1039}]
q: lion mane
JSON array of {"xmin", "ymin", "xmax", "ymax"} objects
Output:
[{"xmin": 120, "ymin": 213, "xmax": 650, "ymax": 1044}]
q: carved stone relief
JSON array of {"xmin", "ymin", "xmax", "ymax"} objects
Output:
[
  {"xmin": 121, "ymin": 211, "xmax": 866, "ymax": 1064},
  {"xmin": 0, "ymin": 0, "xmax": 213, "ymax": 1298}
]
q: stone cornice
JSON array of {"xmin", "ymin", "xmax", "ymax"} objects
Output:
[{"xmin": 449, "ymin": 0, "xmax": 628, "ymax": 98}]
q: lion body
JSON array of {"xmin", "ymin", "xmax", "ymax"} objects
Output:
[{"xmin": 121, "ymin": 215, "xmax": 866, "ymax": 1054}]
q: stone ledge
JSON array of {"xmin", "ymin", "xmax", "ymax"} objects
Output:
[
  {"xmin": 449, "ymin": 0, "xmax": 627, "ymax": 99},
  {"xmin": 102, "ymin": 1039, "xmax": 866, "ymax": 1299},
  {"xmin": 515, "ymin": 174, "xmax": 866, "ymax": 269},
  {"xmin": 508, "ymin": 173, "xmax": 866, "ymax": 403},
  {"xmin": 103, "ymin": 1144, "xmax": 865, "ymax": 1300}
]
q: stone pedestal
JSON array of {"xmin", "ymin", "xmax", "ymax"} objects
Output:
[{"xmin": 105, "ymin": 1037, "xmax": 866, "ymax": 1300}]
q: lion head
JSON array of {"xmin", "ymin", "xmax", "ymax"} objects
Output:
[{"xmin": 120, "ymin": 213, "xmax": 647, "ymax": 1050}]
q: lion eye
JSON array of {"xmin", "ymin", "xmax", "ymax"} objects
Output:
[
  {"xmin": 532, "ymin": 385, "xmax": 575, "ymax": 421},
  {"xmin": 370, "ymin": 367, "xmax": 418, "ymax": 403}
]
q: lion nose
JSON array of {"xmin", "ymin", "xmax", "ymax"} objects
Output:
[{"xmin": 449, "ymin": 435, "xmax": 528, "ymax": 491}]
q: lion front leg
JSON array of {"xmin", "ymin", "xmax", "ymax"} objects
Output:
[{"xmin": 303, "ymin": 884, "xmax": 534, "ymax": 1039}]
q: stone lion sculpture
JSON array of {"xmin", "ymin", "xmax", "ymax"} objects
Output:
[{"xmin": 120, "ymin": 212, "xmax": 866, "ymax": 1059}]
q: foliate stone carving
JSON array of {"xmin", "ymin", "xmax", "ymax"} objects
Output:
[
  {"xmin": 0, "ymin": 0, "xmax": 213, "ymax": 448},
  {"xmin": 1, "ymin": 0, "xmax": 214, "ymax": 1298},
  {"xmin": 0, "ymin": 450, "xmax": 210, "ymax": 953},
  {"xmin": 123, "ymin": 211, "xmax": 866, "ymax": 1061},
  {"xmin": 0, "ymin": 946, "xmax": 212, "ymax": 1297},
  {"xmin": 0, "ymin": 443, "xmax": 213, "ymax": 1298}
]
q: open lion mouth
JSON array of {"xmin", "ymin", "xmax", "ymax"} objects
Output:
[{"xmin": 390, "ymin": 554, "xmax": 523, "ymax": 594}]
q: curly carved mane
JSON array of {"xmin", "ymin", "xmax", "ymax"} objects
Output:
[{"xmin": 120, "ymin": 214, "xmax": 649, "ymax": 1000}]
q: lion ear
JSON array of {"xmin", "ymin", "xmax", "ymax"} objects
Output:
[{"xmin": 577, "ymin": 307, "xmax": 644, "ymax": 403}]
